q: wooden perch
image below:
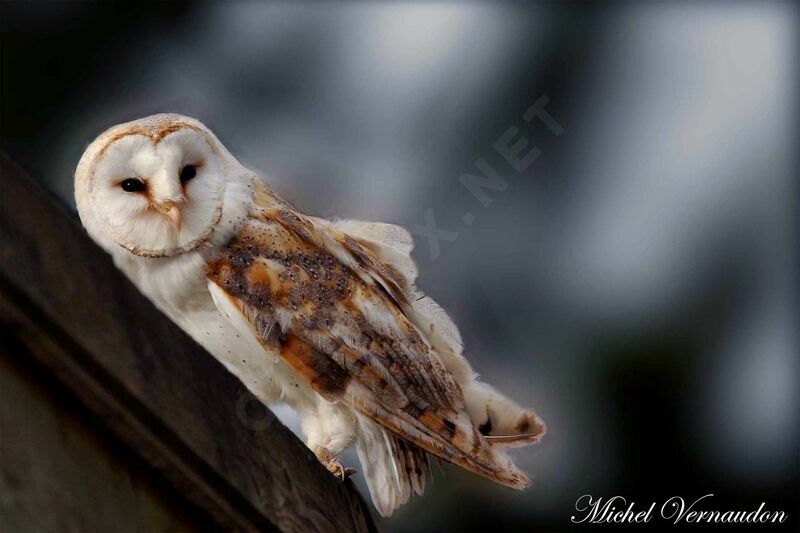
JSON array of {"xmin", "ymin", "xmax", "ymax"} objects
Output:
[{"xmin": 0, "ymin": 152, "xmax": 377, "ymax": 533}]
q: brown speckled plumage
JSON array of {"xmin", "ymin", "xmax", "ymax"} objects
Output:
[{"xmin": 207, "ymin": 179, "xmax": 534, "ymax": 489}]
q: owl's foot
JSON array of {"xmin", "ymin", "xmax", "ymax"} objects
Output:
[{"xmin": 315, "ymin": 445, "xmax": 356, "ymax": 481}]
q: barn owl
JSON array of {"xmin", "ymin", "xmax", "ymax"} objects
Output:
[{"xmin": 74, "ymin": 113, "xmax": 545, "ymax": 516}]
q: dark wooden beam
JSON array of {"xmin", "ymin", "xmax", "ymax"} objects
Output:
[{"xmin": 0, "ymin": 152, "xmax": 377, "ymax": 533}]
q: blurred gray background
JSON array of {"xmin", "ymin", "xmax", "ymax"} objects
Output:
[{"xmin": 1, "ymin": 1, "xmax": 798, "ymax": 531}]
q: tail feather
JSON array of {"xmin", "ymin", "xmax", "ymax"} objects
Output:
[
  {"xmin": 394, "ymin": 437, "xmax": 428, "ymax": 496},
  {"xmin": 356, "ymin": 416, "xmax": 431, "ymax": 517}
]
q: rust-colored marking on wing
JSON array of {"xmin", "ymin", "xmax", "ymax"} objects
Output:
[
  {"xmin": 279, "ymin": 335, "xmax": 351, "ymax": 399},
  {"xmin": 418, "ymin": 412, "xmax": 455, "ymax": 439}
]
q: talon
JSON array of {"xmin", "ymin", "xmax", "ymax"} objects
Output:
[
  {"xmin": 326, "ymin": 459, "xmax": 354, "ymax": 481},
  {"xmin": 315, "ymin": 445, "xmax": 354, "ymax": 482},
  {"xmin": 327, "ymin": 460, "xmax": 345, "ymax": 480}
]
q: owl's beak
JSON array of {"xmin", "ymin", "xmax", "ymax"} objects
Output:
[
  {"xmin": 165, "ymin": 204, "xmax": 182, "ymax": 232},
  {"xmin": 156, "ymin": 201, "xmax": 183, "ymax": 232}
]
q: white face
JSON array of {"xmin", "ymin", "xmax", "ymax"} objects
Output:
[{"xmin": 87, "ymin": 127, "xmax": 224, "ymax": 257}]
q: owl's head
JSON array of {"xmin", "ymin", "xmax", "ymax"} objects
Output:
[{"xmin": 75, "ymin": 113, "xmax": 240, "ymax": 258}]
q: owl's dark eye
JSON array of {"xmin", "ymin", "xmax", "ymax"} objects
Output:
[
  {"xmin": 180, "ymin": 164, "xmax": 197, "ymax": 183},
  {"xmin": 120, "ymin": 178, "xmax": 145, "ymax": 193}
]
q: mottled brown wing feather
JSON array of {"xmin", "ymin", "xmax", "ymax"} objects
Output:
[{"xmin": 206, "ymin": 184, "xmax": 527, "ymax": 488}]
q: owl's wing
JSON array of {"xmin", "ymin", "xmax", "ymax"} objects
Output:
[
  {"xmin": 205, "ymin": 188, "xmax": 527, "ymax": 489},
  {"xmin": 332, "ymin": 218, "xmax": 545, "ymax": 450},
  {"xmin": 326, "ymin": 218, "xmax": 469, "ymax": 383}
]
